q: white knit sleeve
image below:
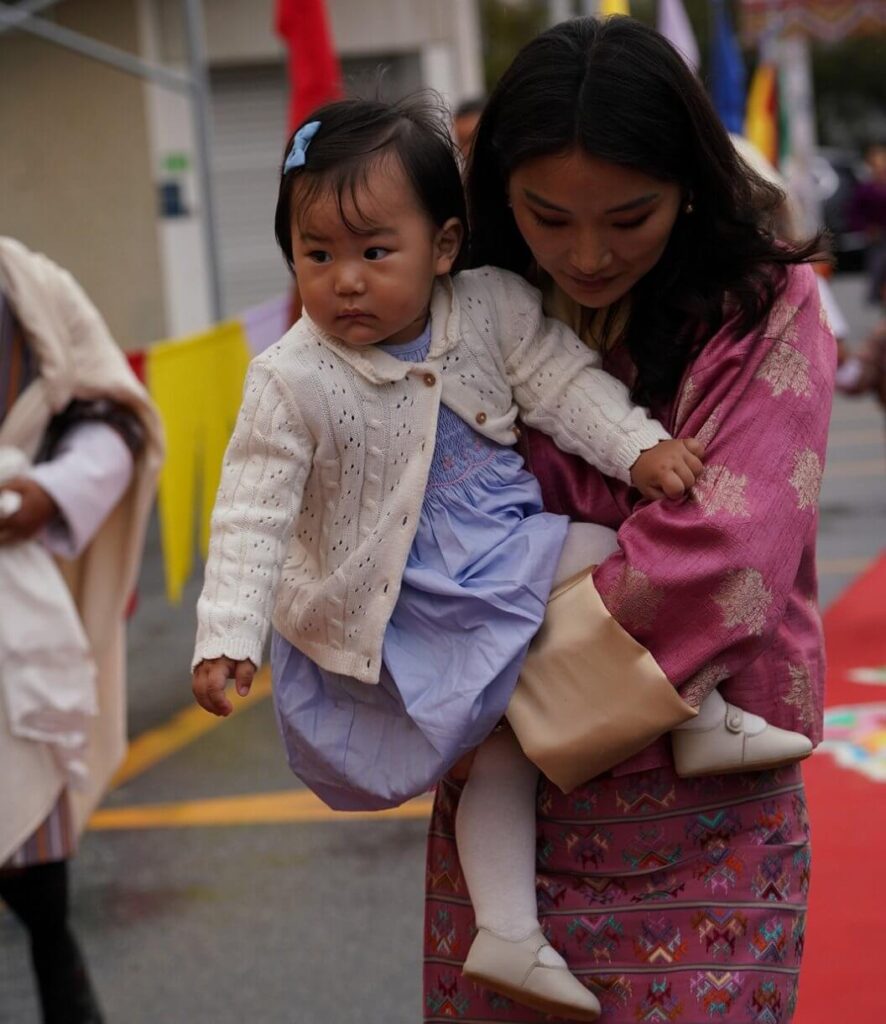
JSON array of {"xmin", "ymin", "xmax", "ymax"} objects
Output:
[
  {"xmin": 488, "ymin": 270, "xmax": 671, "ymax": 483},
  {"xmin": 192, "ymin": 360, "xmax": 313, "ymax": 670}
]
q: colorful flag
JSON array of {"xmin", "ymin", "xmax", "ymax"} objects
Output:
[
  {"xmin": 744, "ymin": 58, "xmax": 779, "ymax": 167},
  {"xmin": 657, "ymin": 0, "xmax": 700, "ymax": 72},
  {"xmin": 710, "ymin": 0, "xmax": 747, "ymax": 135},
  {"xmin": 275, "ymin": 0, "xmax": 342, "ymax": 133}
]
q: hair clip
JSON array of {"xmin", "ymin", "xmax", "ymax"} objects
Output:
[{"xmin": 284, "ymin": 120, "xmax": 321, "ymax": 173}]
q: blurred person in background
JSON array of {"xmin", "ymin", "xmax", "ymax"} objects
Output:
[
  {"xmin": 0, "ymin": 237, "xmax": 163, "ymax": 1024},
  {"xmin": 836, "ymin": 274, "xmax": 886, "ymax": 422},
  {"xmin": 848, "ymin": 140, "xmax": 886, "ymax": 303}
]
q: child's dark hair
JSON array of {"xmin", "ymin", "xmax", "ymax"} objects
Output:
[
  {"xmin": 467, "ymin": 16, "xmax": 826, "ymax": 407},
  {"xmin": 275, "ymin": 95, "xmax": 468, "ymax": 273}
]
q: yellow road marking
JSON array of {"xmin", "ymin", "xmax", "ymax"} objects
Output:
[
  {"xmin": 89, "ymin": 790, "xmax": 433, "ymax": 829},
  {"xmin": 110, "ymin": 668, "xmax": 272, "ymax": 788}
]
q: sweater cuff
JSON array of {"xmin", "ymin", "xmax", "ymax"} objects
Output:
[
  {"xmin": 609, "ymin": 420, "xmax": 672, "ymax": 484},
  {"xmin": 191, "ymin": 637, "xmax": 263, "ymax": 673}
]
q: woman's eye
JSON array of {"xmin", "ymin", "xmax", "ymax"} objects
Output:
[
  {"xmin": 531, "ymin": 212, "xmax": 567, "ymax": 229},
  {"xmin": 364, "ymin": 247, "xmax": 389, "ymax": 261},
  {"xmin": 613, "ymin": 214, "xmax": 651, "ymax": 230},
  {"xmin": 308, "ymin": 251, "xmax": 331, "ymax": 264}
]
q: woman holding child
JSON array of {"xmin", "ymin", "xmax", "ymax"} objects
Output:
[{"xmin": 423, "ymin": 16, "xmax": 835, "ymax": 1022}]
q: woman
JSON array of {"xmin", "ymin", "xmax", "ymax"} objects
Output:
[
  {"xmin": 424, "ymin": 18, "xmax": 835, "ymax": 1023},
  {"xmin": 0, "ymin": 237, "xmax": 163, "ymax": 1022}
]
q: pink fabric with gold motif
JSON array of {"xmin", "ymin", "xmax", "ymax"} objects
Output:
[{"xmin": 523, "ymin": 263, "xmax": 837, "ymax": 777}]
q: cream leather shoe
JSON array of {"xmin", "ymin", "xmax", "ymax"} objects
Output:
[
  {"xmin": 463, "ymin": 927, "xmax": 601, "ymax": 1021},
  {"xmin": 672, "ymin": 703, "xmax": 813, "ymax": 777}
]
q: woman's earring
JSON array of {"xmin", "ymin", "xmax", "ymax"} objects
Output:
[{"xmin": 684, "ymin": 195, "xmax": 694, "ymax": 214}]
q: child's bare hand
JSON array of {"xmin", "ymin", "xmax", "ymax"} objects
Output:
[
  {"xmin": 630, "ymin": 438, "xmax": 705, "ymax": 500},
  {"xmin": 192, "ymin": 657, "xmax": 256, "ymax": 717}
]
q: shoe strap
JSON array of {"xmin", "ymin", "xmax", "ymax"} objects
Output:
[{"xmin": 725, "ymin": 704, "xmax": 745, "ymax": 733}]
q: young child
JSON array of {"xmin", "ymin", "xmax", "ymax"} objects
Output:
[{"xmin": 192, "ymin": 98, "xmax": 812, "ymax": 1021}]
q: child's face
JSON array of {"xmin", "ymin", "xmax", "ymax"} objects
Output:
[{"xmin": 291, "ymin": 158, "xmax": 462, "ymax": 347}]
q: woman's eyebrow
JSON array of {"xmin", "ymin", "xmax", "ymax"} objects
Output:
[
  {"xmin": 522, "ymin": 189, "xmax": 660, "ymax": 215},
  {"xmin": 523, "ymin": 189, "xmax": 570, "ymax": 213},
  {"xmin": 605, "ymin": 193, "xmax": 659, "ymax": 214}
]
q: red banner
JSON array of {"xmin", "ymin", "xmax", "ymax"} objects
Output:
[{"xmin": 275, "ymin": 0, "xmax": 343, "ymax": 133}]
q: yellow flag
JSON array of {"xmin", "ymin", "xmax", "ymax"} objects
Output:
[
  {"xmin": 599, "ymin": 0, "xmax": 630, "ymax": 15},
  {"xmin": 744, "ymin": 62, "xmax": 779, "ymax": 168},
  {"xmin": 147, "ymin": 322, "xmax": 252, "ymax": 602}
]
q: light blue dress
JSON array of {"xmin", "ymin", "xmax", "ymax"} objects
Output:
[{"xmin": 271, "ymin": 323, "xmax": 569, "ymax": 810}]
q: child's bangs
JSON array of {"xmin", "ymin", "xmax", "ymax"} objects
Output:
[{"xmin": 291, "ymin": 147, "xmax": 404, "ymax": 236}]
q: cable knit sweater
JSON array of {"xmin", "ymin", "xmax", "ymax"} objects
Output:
[{"xmin": 193, "ymin": 267, "xmax": 669, "ymax": 683}]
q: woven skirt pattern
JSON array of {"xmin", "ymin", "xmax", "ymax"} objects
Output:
[{"xmin": 424, "ymin": 764, "xmax": 809, "ymax": 1023}]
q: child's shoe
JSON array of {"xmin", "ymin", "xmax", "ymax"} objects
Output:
[
  {"xmin": 672, "ymin": 690, "xmax": 813, "ymax": 777},
  {"xmin": 463, "ymin": 927, "xmax": 601, "ymax": 1021}
]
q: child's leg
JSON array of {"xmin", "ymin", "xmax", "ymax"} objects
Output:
[
  {"xmin": 672, "ymin": 687, "xmax": 813, "ymax": 776},
  {"xmin": 457, "ymin": 727, "xmax": 601, "ymax": 1020},
  {"xmin": 455, "ymin": 727, "xmax": 560, "ymax": 957},
  {"xmin": 553, "ymin": 522, "xmax": 619, "ymax": 587}
]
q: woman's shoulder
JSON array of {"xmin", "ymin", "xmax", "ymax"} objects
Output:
[{"xmin": 692, "ymin": 264, "xmax": 835, "ymax": 387}]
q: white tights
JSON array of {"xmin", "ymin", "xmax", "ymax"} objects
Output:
[{"xmin": 454, "ymin": 523, "xmax": 619, "ymax": 958}]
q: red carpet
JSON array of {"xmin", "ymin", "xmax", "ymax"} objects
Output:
[{"xmin": 795, "ymin": 553, "xmax": 886, "ymax": 1024}]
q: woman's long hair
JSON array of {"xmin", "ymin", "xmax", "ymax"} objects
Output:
[{"xmin": 466, "ymin": 16, "xmax": 825, "ymax": 407}]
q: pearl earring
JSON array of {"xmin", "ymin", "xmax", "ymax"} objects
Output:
[{"xmin": 684, "ymin": 199, "xmax": 694, "ymax": 214}]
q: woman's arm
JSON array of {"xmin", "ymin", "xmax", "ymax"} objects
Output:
[
  {"xmin": 192, "ymin": 360, "xmax": 313, "ymax": 673},
  {"xmin": 28, "ymin": 421, "xmax": 134, "ymax": 558},
  {"xmin": 589, "ymin": 272, "xmax": 837, "ymax": 690}
]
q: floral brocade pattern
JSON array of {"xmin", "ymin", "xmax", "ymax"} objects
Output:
[{"xmin": 425, "ymin": 765, "xmax": 809, "ymax": 1023}]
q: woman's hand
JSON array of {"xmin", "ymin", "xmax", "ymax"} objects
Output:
[
  {"xmin": 0, "ymin": 477, "xmax": 59, "ymax": 546},
  {"xmin": 192, "ymin": 657, "xmax": 256, "ymax": 717},
  {"xmin": 630, "ymin": 438, "xmax": 705, "ymax": 500}
]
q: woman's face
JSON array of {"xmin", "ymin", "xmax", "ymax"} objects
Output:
[{"xmin": 508, "ymin": 148, "xmax": 683, "ymax": 309}]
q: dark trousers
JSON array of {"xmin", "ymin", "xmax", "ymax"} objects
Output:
[{"xmin": 0, "ymin": 860, "xmax": 103, "ymax": 1024}]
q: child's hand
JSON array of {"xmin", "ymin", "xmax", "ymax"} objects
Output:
[
  {"xmin": 630, "ymin": 438, "xmax": 705, "ymax": 500},
  {"xmin": 192, "ymin": 657, "xmax": 256, "ymax": 717}
]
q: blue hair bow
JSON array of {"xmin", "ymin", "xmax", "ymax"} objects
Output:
[{"xmin": 284, "ymin": 120, "xmax": 321, "ymax": 172}]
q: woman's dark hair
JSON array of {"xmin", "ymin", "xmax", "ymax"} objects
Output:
[
  {"xmin": 275, "ymin": 95, "xmax": 468, "ymax": 274},
  {"xmin": 467, "ymin": 16, "xmax": 825, "ymax": 407}
]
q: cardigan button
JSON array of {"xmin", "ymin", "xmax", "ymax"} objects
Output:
[
  {"xmin": 512, "ymin": 425, "xmax": 522, "ymax": 439},
  {"xmin": 423, "ymin": 373, "xmax": 436, "ymax": 387},
  {"xmin": 475, "ymin": 411, "xmax": 487, "ymax": 425}
]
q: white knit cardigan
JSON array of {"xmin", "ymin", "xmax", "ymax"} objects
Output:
[{"xmin": 194, "ymin": 267, "xmax": 668, "ymax": 682}]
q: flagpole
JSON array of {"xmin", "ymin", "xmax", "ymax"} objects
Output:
[{"xmin": 182, "ymin": 0, "xmax": 224, "ymax": 322}]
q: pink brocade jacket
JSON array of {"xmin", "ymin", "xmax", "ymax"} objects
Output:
[{"xmin": 524, "ymin": 263, "xmax": 837, "ymax": 777}]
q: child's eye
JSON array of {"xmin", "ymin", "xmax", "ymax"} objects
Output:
[
  {"xmin": 308, "ymin": 250, "xmax": 331, "ymax": 263},
  {"xmin": 613, "ymin": 214, "xmax": 651, "ymax": 230},
  {"xmin": 364, "ymin": 247, "xmax": 389, "ymax": 261}
]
